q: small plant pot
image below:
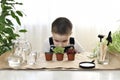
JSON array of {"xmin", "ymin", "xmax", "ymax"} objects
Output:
[
  {"xmin": 67, "ymin": 53, "xmax": 75, "ymax": 61},
  {"xmin": 45, "ymin": 52, "xmax": 53, "ymax": 61},
  {"xmin": 56, "ymin": 53, "xmax": 64, "ymax": 61}
]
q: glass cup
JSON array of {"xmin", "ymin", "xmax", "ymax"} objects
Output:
[
  {"xmin": 97, "ymin": 44, "xmax": 109, "ymax": 65},
  {"xmin": 27, "ymin": 51, "xmax": 37, "ymax": 65}
]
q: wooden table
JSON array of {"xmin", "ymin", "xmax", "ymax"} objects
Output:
[{"xmin": 0, "ymin": 51, "xmax": 120, "ymax": 70}]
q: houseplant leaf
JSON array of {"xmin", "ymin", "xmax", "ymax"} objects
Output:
[
  {"xmin": 11, "ymin": 10, "xmax": 21, "ymax": 25},
  {"xmin": 108, "ymin": 30, "xmax": 120, "ymax": 53},
  {"xmin": 19, "ymin": 29, "xmax": 27, "ymax": 33},
  {"xmin": 0, "ymin": 0, "xmax": 26, "ymax": 55},
  {"xmin": 16, "ymin": 10, "xmax": 23, "ymax": 17},
  {"xmin": 53, "ymin": 46, "xmax": 65, "ymax": 54}
]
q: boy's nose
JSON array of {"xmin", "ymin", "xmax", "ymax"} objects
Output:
[{"xmin": 58, "ymin": 42, "xmax": 63, "ymax": 47}]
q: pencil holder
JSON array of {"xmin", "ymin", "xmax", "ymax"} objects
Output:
[{"xmin": 97, "ymin": 44, "xmax": 109, "ymax": 65}]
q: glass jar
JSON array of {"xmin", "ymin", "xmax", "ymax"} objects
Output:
[
  {"xmin": 97, "ymin": 44, "xmax": 109, "ymax": 65},
  {"xmin": 8, "ymin": 54, "xmax": 23, "ymax": 68}
]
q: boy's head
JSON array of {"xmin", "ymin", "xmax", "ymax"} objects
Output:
[
  {"xmin": 51, "ymin": 17, "xmax": 73, "ymax": 47},
  {"xmin": 51, "ymin": 17, "xmax": 72, "ymax": 35}
]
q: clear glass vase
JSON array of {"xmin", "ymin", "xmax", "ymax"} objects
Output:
[{"xmin": 8, "ymin": 39, "xmax": 32, "ymax": 67}]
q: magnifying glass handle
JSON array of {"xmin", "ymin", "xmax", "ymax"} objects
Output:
[{"xmin": 91, "ymin": 60, "xmax": 95, "ymax": 63}]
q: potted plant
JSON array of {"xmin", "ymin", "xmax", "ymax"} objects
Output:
[
  {"xmin": 66, "ymin": 47, "xmax": 76, "ymax": 61},
  {"xmin": 53, "ymin": 46, "xmax": 65, "ymax": 61},
  {"xmin": 108, "ymin": 30, "xmax": 120, "ymax": 54},
  {"xmin": 0, "ymin": 0, "xmax": 27, "ymax": 55},
  {"xmin": 45, "ymin": 52, "xmax": 53, "ymax": 61}
]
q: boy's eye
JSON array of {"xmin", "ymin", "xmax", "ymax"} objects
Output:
[
  {"xmin": 55, "ymin": 40, "xmax": 59, "ymax": 42},
  {"xmin": 62, "ymin": 40, "xmax": 68, "ymax": 42}
]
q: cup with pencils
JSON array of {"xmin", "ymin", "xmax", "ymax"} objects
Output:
[{"xmin": 97, "ymin": 31, "xmax": 112, "ymax": 65}]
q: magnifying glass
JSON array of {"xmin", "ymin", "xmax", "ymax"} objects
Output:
[{"xmin": 79, "ymin": 60, "xmax": 95, "ymax": 69}]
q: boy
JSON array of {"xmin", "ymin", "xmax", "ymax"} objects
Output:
[{"xmin": 43, "ymin": 17, "xmax": 84, "ymax": 53}]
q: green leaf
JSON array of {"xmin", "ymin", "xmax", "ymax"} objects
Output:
[
  {"xmin": 53, "ymin": 46, "xmax": 65, "ymax": 54},
  {"xmin": 1, "ymin": 0, "xmax": 6, "ymax": 4},
  {"xmin": 11, "ymin": 11, "xmax": 21, "ymax": 25},
  {"xmin": 14, "ymin": 33, "xmax": 20, "ymax": 37},
  {"xmin": 0, "ymin": 25, "xmax": 4, "ymax": 31},
  {"xmin": 15, "ymin": 15, "xmax": 21, "ymax": 25},
  {"xmin": 0, "ymin": 16, "xmax": 5, "ymax": 22},
  {"xmin": 19, "ymin": 29, "xmax": 27, "ymax": 33},
  {"xmin": 3, "ymin": 28, "xmax": 14, "ymax": 35},
  {"xmin": 16, "ymin": 10, "xmax": 23, "ymax": 17},
  {"xmin": 11, "ymin": 10, "xmax": 16, "ymax": 18},
  {"xmin": 6, "ymin": 18, "xmax": 13, "ymax": 26},
  {"xmin": 4, "ymin": 6, "xmax": 12, "ymax": 10},
  {"xmin": 16, "ymin": 2, "xmax": 23, "ymax": 5},
  {"xmin": 7, "ymin": 0, "xmax": 14, "ymax": 1},
  {"xmin": 0, "ymin": 35, "xmax": 4, "ymax": 42}
]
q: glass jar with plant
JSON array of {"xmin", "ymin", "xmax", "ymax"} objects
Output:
[
  {"xmin": 53, "ymin": 46, "xmax": 65, "ymax": 61},
  {"xmin": 0, "ymin": 0, "xmax": 27, "ymax": 55}
]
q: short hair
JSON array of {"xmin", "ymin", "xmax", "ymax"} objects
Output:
[{"xmin": 51, "ymin": 17, "xmax": 72, "ymax": 35}]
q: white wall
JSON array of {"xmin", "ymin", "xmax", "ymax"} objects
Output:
[{"xmin": 17, "ymin": 0, "xmax": 120, "ymax": 52}]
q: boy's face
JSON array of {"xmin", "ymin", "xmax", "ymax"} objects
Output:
[{"xmin": 52, "ymin": 33, "xmax": 71, "ymax": 47}]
